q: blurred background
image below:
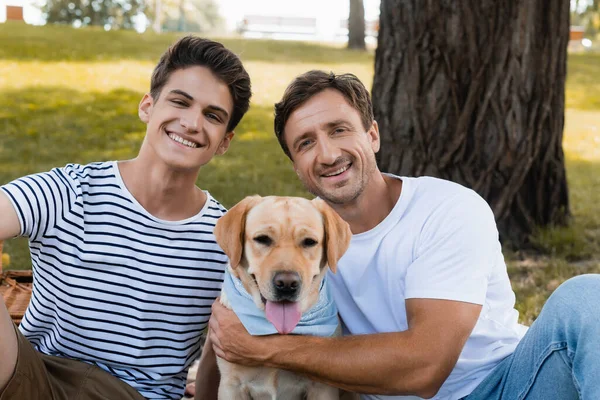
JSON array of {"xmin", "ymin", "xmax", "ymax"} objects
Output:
[
  {"xmin": 2, "ymin": 0, "xmax": 599, "ymax": 49},
  {"xmin": 2, "ymin": 0, "xmax": 600, "ymax": 49},
  {"xmin": 1, "ymin": 0, "xmax": 381, "ymax": 45},
  {"xmin": 1, "ymin": 0, "xmax": 599, "ymax": 324}
]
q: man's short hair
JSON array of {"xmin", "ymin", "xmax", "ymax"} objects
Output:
[
  {"xmin": 274, "ymin": 70, "xmax": 374, "ymax": 159},
  {"xmin": 150, "ymin": 36, "xmax": 252, "ymax": 132}
]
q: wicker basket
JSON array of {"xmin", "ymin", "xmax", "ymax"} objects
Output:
[{"xmin": 0, "ymin": 241, "xmax": 33, "ymax": 325}]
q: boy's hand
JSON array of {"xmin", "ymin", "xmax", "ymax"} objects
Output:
[{"xmin": 184, "ymin": 381, "xmax": 195, "ymax": 398}]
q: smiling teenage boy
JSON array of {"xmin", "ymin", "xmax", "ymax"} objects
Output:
[{"xmin": 0, "ymin": 36, "xmax": 251, "ymax": 400}]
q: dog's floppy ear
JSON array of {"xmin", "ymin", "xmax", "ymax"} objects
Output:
[
  {"xmin": 214, "ymin": 195, "xmax": 262, "ymax": 269},
  {"xmin": 312, "ymin": 198, "xmax": 352, "ymax": 273}
]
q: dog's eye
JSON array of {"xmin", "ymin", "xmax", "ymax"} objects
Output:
[
  {"xmin": 302, "ymin": 238, "xmax": 318, "ymax": 248},
  {"xmin": 253, "ymin": 235, "xmax": 273, "ymax": 246}
]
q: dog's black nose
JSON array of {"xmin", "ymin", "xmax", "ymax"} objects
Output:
[{"xmin": 273, "ymin": 271, "xmax": 301, "ymax": 299}]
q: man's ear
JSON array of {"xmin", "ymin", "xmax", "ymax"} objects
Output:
[
  {"xmin": 214, "ymin": 195, "xmax": 262, "ymax": 268},
  {"xmin": 138, "ymin": 93, "xmax": 154, "ymax": 124},
  {"xmin": 216, "ymin": 132, "xmax": 235, "ymax": 156},
  {"xmin": 368, "ymin": 120, "xmax": 380, "ymax": 153},
  {"xmin": 312, "ymin": 198, "xmax": 352, "ymax": 274}
]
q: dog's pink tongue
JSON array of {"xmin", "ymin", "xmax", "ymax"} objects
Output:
[{"xmin": 265, "ymin": 301, "xmax": 301, "ymax": 334}]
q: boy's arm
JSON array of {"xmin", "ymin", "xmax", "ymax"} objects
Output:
[
  {"xmin": 194, "ymin": 332, "xmax": 220, "ymax": 400},
  {"xmin": 0, "ymin": 191, "xmax": 20, "ymax": 241},
  {"xmin": 209, "ymin": 297, "xmax": 481, "ymax": 398},
  {"xmin": 0, "ymin": 192, "xmax": 22, "ymax": 392}
]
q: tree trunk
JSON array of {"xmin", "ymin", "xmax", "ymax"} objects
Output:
[
  {"xmin": 372, "ymin": 0, "xmax": 570, "ymax": 248},
  {"xmin": 348, "ymin": 0, "xmax": 366, "ymax": 50}
]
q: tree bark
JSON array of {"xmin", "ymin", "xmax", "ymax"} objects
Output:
[
  {"xmin": 372, "ymin": 0, "xmax": 570, "ymax": 248},
  {"xmin": 348, "ymin": 0, "xmax": 366, "ymax": 50}
]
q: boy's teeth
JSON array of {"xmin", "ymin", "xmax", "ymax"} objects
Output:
[{"xmin": 168, "ymin": 133, "xmax": 198, "ymax": 148}]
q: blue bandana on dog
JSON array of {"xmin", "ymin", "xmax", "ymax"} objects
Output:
[{"xmin": 222, "ymin": 269, "xmax": 339, "ymax": 336}]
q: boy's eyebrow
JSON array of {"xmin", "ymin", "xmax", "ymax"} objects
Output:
[
  {"xmin": 169, "ymin": 89, "xmax": 230, "ymax": 119},
  {"xmin": 206, "ymin": 105, "xmax": 230, "ymax": 119},
  {"xmin": 169, "ymin": 89, "xmax": 194, "ymax": 100}
]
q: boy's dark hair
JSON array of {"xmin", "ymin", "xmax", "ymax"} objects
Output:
[
  {"xmin": 150, "ymin": 35, "xmax": 251, "ymax": 132},
  {"xmin": 274, "ymin": 70, "xmax": 374, "ymax": 159}
]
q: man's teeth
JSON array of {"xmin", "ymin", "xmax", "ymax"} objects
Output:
[
  {"xmin": 168, "ymin": 133, "xmax": 198, "ymax": 148},
  {"xmin": 323, "ymin": 165, "xmax": 350, "ymax": 177}
]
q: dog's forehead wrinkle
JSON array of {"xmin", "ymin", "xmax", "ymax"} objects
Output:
[
  {"xmin": 247, "ymin": 222, "xmax": 278, "ymax": 238},
  {"xmin": 294, "ymin": 223, "xmax": 324, "ymax": 240}
]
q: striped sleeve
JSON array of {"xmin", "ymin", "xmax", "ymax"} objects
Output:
[{"xmin": 1, "ymin": 166, "xmax": 80, "ymax": 242}]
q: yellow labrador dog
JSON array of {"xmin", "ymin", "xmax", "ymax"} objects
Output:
[{"xmin": 213, "ymin": 195, "xmax": 352, "ymax": 400}]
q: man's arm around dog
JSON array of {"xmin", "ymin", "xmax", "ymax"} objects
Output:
[{"xmin": 209, "ymin": 296, "xmax": 481, "ymax": 398}]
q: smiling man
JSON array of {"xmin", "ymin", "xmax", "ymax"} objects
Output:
[
  {"xmin": 0, "ymin": 36, "xmax": 250, "ymax": 400},
  {"xmin": 206, "ymin": 71, "xmax": 600, "ymax": 400}
]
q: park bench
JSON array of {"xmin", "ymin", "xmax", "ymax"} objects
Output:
[
  {"xmin": 0, "ymin": 241, "xmax": 32, "ymax": 325},
  {"xmin": 237, "ymin": 15, "xmax": 318, "ymax": 38}
]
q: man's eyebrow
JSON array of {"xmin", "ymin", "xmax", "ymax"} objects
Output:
[
  {"xmin": 169, "ymin": 89, "xmax": 194, "ymax": 101},
  {"xmin": 324, "ymin": 119, "xmax": 350, "ymax": 129},
  {"xmin": 292, "ymin": 131, "xmax": 314, "ymax": 149}
]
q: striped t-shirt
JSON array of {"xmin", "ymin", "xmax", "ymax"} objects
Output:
[{"xmin": 1, "ymin": 161, "xmax": 228, "ymax": 399}]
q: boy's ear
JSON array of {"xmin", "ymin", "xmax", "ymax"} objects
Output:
[
  {"xmin": 138, "ymin": 93, "xmax": 154, "ymax": 124},
  {"xmin": 216, "ymin": 132, "xmax": 235, "ymax": 155}
]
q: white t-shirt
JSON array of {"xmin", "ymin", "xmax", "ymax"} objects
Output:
[{"xmin": 327, "ymin": 175, "xmax": 528, "ymax": 400}]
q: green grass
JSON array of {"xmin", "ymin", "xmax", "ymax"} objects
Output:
[
  {"xmin": 566, "ymin": 53, "xmax": 600, "ymax": 110},
  {"xmin": 1, "ymin": 22, "xmax": 600, "ymax": 324}
]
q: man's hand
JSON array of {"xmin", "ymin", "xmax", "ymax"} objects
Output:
[{"xmin": 209, "ymin": 299, "xmax": 272, "ymax": 367}]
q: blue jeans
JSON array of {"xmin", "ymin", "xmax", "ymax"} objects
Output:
[{"xmin": 463, "ymin": 274, "xmax": 600, "ymax": 400}]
